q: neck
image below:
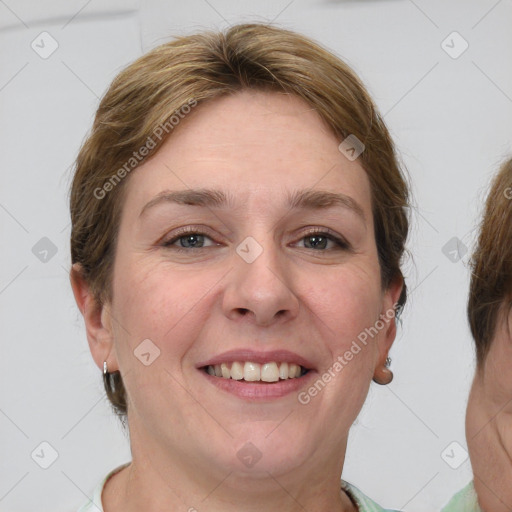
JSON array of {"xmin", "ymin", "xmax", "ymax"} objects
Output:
[
  {"xmin": 466, "ymin": 311, "xmax": 512, "ymax": 511},
  {"xmin": 103, "ymin": 423, "xmax": 357, "ymax": 512},
  {"xmin": 467, "ymin": 384, "xmax": 512, "ymax": 511}
]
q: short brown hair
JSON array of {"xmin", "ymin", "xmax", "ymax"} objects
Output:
[
  {"xmin": 468, "ymin": 157, "xmax": 512, "ymax": 367},
  {"xmin": 70, "ymin": 23, "xmax": 410, "ymax": 420}
]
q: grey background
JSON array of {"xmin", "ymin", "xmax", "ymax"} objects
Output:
[{"xmin": 1, "ymin": 0, "xmax": 511, "ymax": 510}]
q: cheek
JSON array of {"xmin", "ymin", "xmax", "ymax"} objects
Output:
[
  {"xmin": 111, "ymin": 257, "xmax": 218, "ymax": 357},
  {"xmin": 110, "ymin": 260, "xmax": 217, "ymax": 422},
  {"xmin": 299, "ymin": 262, "xmax": 383, "ymax": 399},
  {"xmin": 114, "ymin": 263, "xmax": 208, "ymax": 339},
  {"xmin": 302, "ymin": 260, "xmax": 383, "ymax": 341},
  {"xmin": 112, "ymin": 251, "xmax": 384, "ymax": 360}
]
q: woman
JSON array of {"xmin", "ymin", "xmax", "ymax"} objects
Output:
[
  {"xmin": 442, "ymin": 157, "xmax": 512, "ymax": 512},
  {"xmin": 70, "ymin": 23, "xmax": 409, "ymax": 512}
]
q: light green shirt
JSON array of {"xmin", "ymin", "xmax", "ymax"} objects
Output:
[
  {"xmin": 341, "ymin": 480, "xmax": 400, "ymax": 511},
  {"xmin": 441, "ymin": 481, "xmax": 482, "ymax": 512},
  {"xmin": 77, "ymin": 463, "xmax": 400, "ymax": 512}
]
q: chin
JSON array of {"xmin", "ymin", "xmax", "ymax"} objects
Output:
[{"xmin": 213, "ymin": 429, "xmax": 312, "ymax": 479}]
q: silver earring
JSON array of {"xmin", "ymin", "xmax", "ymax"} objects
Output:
[
  {"xmin": 103, "ymin": 361, "xmax": 108, "ymax": 375},
  {"xmin": 385, "ymin": 357, "xmax": 392, "ymax": 368}
]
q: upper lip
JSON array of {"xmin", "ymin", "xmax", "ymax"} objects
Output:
[{"xmin": 196, "ymin": 349, "xmax": 316, "ymax": 371}]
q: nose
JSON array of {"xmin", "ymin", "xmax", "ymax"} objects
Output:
[{"xmin": 222, "ymin": 235, "xmax": 300, "ymax": 326}]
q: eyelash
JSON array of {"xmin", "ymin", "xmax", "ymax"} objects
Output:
[{"xmin": 161, "ymin": 226, "xmax": 351, "ymax": 252}]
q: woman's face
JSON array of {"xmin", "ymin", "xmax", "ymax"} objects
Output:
[{"xmin": 102, "ymin": 90, "xmax": 400, "ymax": 480}]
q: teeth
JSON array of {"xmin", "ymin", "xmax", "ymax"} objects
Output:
[
  {"xmin": 279, "ymin": 361, "xmax": 289, "ymax": 379},
  {"xmin": 289, "ymin": 363, "xmax": 300, "ymax": 378},
  {"xmin": 221, "ymin": 363, "xmax": 230, "ymax": 379},
  {"xmin": 230, "ymin": 361, "xmax": 244, "ymax": 380},
  {"xmin": 205, "ymin": 361, "xmax": 307, "ymax": 381},
  {"xmin": 261, "ymin": 362, "xmax": 279, "ymax": 382},
  {"xmin": 244, "ymin": 362, "xmax": 260, "ymax": 381}
]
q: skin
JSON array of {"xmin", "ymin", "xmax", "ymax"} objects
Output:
[
  {"xmin": 467, "ymin": 304, "xmax": 512, "ymax": 512},
  {"xmin": 71, "ymin": 90, "xmax": 402, "ymax": 512}
]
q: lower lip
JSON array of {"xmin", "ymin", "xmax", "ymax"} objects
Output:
[{"xmin": 200, "ymin": 369, "xmax": 316, "ymax": 401}]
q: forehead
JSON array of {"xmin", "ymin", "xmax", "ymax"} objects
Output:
[{"xmin": 122, "ymin": 90, "xmax": 372, "ymax": 219}]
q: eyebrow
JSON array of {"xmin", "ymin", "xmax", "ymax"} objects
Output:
[{"xmin": 139, "ymin": 188, "xmax": 366, "ymax": 222}]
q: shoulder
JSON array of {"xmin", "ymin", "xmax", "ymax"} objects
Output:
[
  {"xmin": 77, "ymin": 462, "xmax": 131, "ymax": 512},
  {"xmin": 341, "ymin": 480, "xmax": 401, "ymax": 512},
  {"xmin": 441, "ymin": 481, "xmax": 482, "ymax": 512}
]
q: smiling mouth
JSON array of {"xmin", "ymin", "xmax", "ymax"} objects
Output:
[{"xmin": 202, "ymin": 361, "xmax": 310, "ymax": 382}]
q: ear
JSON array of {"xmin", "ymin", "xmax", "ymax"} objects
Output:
[
  {"xmin": 373, "ymin": 275, "xmax": 403, "ymax": 385},
  {"xmin": 70, "ymin": 263, "xmax": 118, "ymax": 372}
]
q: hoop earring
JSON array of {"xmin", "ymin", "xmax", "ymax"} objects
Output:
[{"xmin": 103, "ymin": 360, "xmax": 111, "ymax": 390}]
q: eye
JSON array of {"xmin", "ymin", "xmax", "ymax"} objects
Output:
[
  {"xmin": 161, "ymin": 228, "xmax": 218, "ymax": 251},
  {"xmin": 295, "ymin": 229, "xmax": 350, "ymax": 251},
  {"xmin": 160, "ymin": 227, "xmax": 351, "ymax": 252}
]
